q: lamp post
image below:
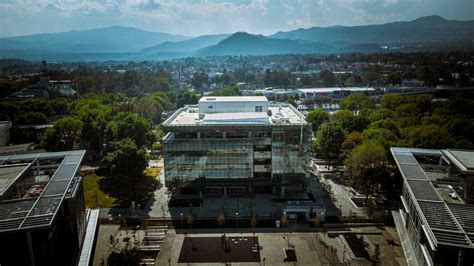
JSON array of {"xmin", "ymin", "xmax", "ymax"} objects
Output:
[
  {"xmin": 236, "ymin": 212, "xmax": 239, "ymax": 228},
  {"xmin": 283, "ymin": 211, "xmax": 289, "ymax": 249},
  {"xmin": 180, "ymin": 213, "xmax": 183, "ymax": 229}
]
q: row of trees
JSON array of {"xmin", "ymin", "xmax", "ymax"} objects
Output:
[
  {"xmin": 37, "ymin": 93, "xmax": 176, "ymax": 205},
  {"xmin": 309, "ymin": 90, "xmax": 474, "ymax": 202}
]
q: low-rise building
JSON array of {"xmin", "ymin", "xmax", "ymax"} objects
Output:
[
  {"xmin": 0, "ymin": 150, "xmax": 88, "ymax": 266},
  {"xmin": 391, "ymin": 147, "xmax": 474, "ymax": 266}
]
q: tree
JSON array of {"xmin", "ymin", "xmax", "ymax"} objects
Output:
[
  {"xmin": 332, "ymin": 110, "xmax": 368, "ymax": 133},
  {"xmin": 306, "ymin": 108, "xmax": 329, "ymax": 131},
  {"xmin": 130, "ymin": 96, "xmax": 164, "ymax": 124},
  {"xmin": 217, "ymin": 213, "xmax": 226, "ymax": 228},
  {"xmin": 316, "ymin": 123, "xmax": 345, "ymax": 167},
  {"xmin": 371, "ymin": 244, "xmax": 381, "ymax": 265},
  {"xmin": 191, "ymin": 72, "xmax": 208, "ymax": 89},
  {"xmin": 15, "ymin": 112, "xmax": 48, "ymax": 125},
  {"xmin": 43, "ymin": 117, "xmax": 83, "ymax": 151},
  {"xmin": 319, "ymin": 70, "xmax": 336, "ymax": 87},
  {"xmin": 107, "ymin": 248, "xmax": 140, "ymax": 266},
  {"xmin": 105, "ymin": 138, "xmax": 147, "ymax": 201},
  {"xmin": 369, "ymin": 108, "xmax": 395, "ymax": 123},
  {"xmin": 344, "ymin": 141, "xmax": 389, "ymax": 205},
  {"xmin": 106, "ymin": 112, "xmax": 151, "ymax": 147},
  {"xmin": 362, "ymin": 71, "xmax": 380, "ymax": 86},
  {"xmin": 340, "ymin": 93, "xmax": 374, "ymax": 112},
  {"xmin": 341, "ymin": 131, "xmax": 364, "ymax": 158},
  {"xmin": 187, "ymin": 214, "xmax": 195, "ymax": 229},
  {"xmin": 250, "ymin": 215, "xmax": 257, "ymax": 238},
  {"xmin": 209, "ymin": 86, "xmax": 241, "ymax": 96}
]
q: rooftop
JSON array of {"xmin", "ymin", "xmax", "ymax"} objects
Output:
[
  {"xmin": 391, "ymin": 147, "xmax": 474, "ymax": 249},
  {"xmin": 199, "ymin": 96, "xmax": 268, "ymax": 103},
  {"xmin": 0, "ymin": 164, "xmax": 29, "ymax": 197},
  {"xmin": 163, "ymin": 103, "xmax": 307, "ymax": 127},
  {"xmin": 0, "ymin": 150, "xmax": 85, "ymax": 233},
  {"xmin": 297, "ymin": 87, "xmax": 376, "ymax": 93},
  {"xmin": 442, "ymin": 149, "xmax": 474, "ymax": 172}
]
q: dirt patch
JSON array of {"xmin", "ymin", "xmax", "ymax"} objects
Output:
[
  {"xmin": 344, "ymin": 234, "xmax": 370, "ymax": 259},
  {"xmin": 178, "ymin": 236, "xmax": 261, "ymax": 263}
]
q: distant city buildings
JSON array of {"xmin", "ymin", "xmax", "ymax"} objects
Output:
[
  {"xmin": 8, "ymin": 77, "xmax": 77, "ymax": 99},
  {"xmin": 391, "ymin": 147, "xmax": 474, "ymax": 266},
  {"xmin": 162, "ymin": 96, "xmax": 311, "ymax": 199}
]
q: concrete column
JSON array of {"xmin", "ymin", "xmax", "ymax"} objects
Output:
[
  {"xmin": 223, "ymin": 132, "xmax": 226, "ymax": 138},
  {"xmin": 26, "ymin": 231, "xmax": 35, "ymax": 266},
  {"xmin": 280, "ymin": 186, "xmax": 285, "ymax": 197},
  {"xmin": 464, "ymin": 176, "xmax": 474, "ymax": 204},
  {"xmin": 197, "ymin": 132, "xmax": 201, "ymax": 139},
  {"xmin": 457, "ymin": 249, "xmax": 464, "ymax": 266}
]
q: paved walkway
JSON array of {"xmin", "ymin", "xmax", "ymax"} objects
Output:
[{"xmin": 156, "ymin": 230, "xmax": 345, "ymax": 265}]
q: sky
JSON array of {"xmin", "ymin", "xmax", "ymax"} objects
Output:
[{"xmin": 1, "ymin": 0, "xmax": 474, "ymax": 37}]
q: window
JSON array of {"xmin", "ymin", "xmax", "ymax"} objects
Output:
[
  {"xmin": 255, "ymin": 105, "xmax": 262, "ymax": 112},
  {"xmin": 208, "ymin": 105, "xmax": 213, "ymax": 109}
]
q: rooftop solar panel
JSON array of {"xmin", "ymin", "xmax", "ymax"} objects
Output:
[
  {"xmin": 392, "ymin": 147, "xmax": 474, "ymax": 248},
  {"xmin": 42, "ymin": 180, "xmax": 71, "ymax": 196},
  {"xmin": 53, "ymin": 163, "xmax": 80, "ymax": 181},
  {"xmin": 400, "ymin": 164, "xmax": 429, "ymax": 181},
  {"xmin": 393, "ymin": 152, "xmax": 418, "ymax": 165},
  {"xmin": 38, "ymin": 151, "xmax": 69, "ymax": 160},
  {"xmin": 63, "ymin": 154, "xmax": 83, "ymax": 164},
  {"xmin": 8, "ymin": 153, "xmax": 41, "ymax": 161},
  {"xmin": 407, "ymin": 180, "xmax": 442, "ymax": 201},
  {"xmin": 0, "ymin": 150, "xmax": 86, "ymax": 233}
]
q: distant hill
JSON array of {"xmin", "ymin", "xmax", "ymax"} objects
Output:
[
  {"xmin": 195, "ymin": 32, "xmax": 337, "ymax": 56},
  {"xmin": 0, "ymin": 26, "xmax": 189, "ymax": 53},
  {"xmin": 270, "ymin": 15, "xmax": 474, "ymax": 45},
  {"xmin": 0, "ymin": 16, "xmax": 473, "ymax": 61},
  {"xmin": 141, "ymin": 34, "xmax": 231, "ymax": 53}
]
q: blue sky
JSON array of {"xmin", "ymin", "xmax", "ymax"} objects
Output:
[{"xmin": 1, "ymin": 0, "xmax": 473, "ymax": 37}]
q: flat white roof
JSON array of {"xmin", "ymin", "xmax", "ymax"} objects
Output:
[
  {"xmin": 163, "ymin": 103, "xmax": 307, "ymax": 127},
  {"xmin": 298, "ymin": 87, "xmax": 375, "ymax": 93},
  {"xmin": 199, "ymin": 96, "xmax": 268, "ymax": 103}
]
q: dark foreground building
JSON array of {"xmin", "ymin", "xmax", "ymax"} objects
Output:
[
  {"xmin": 391, "ymin": 148, "xmax": 474, "ymax": 266},
  {"xmin": 0, "ymin": 151, "xmax": 87, "ymax": 266}
]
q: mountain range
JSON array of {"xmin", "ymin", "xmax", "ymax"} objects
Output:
[
  {"xmin": 0, "ymin": 26, "xmax": 189, "ymax": 53},
  {"xmin": 0, "ymin": 15, "xmax": 473, "ymax": 61}
]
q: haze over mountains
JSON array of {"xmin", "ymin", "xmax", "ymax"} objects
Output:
[{"xmin": 0, "ymin": 15, "xmax": 473, "ymax": 61}]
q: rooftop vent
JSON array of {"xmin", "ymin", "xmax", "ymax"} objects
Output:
[{"xmin": 206, "ymin": 97, "xmax": 216, "ymax": 101}]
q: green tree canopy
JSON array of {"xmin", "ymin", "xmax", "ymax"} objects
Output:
[
  {"xmin": 340, "ymin": 92, "xmax": 374, "ymax": 112},
  {"xmin": 106, "ymin": 112, "xmax": 151, "ymax": 147},
  {"xmin": 315, "ymin": 123, "xmax": 345, "ymax": 166},
  {"xmin": 369, "ymin": 108, "xmax": 395, "ymax": 123},
  {"xmin": 345, "ymin": 141, "xmax": 389, "ymax": 204},
  {"xmin": 15, "ymin": 112, "xmax": 48, "ymax": 125},
  {"xmin": 306, "ymin": 108, "xmax": 329, "ymax": 131},
  {"xmin": 105, "ymin": 138, "xmax": 148, "ymax": 201},
  {"xmin": 43, "ymin": 117, "xmax": 83, "ymax": 151}
]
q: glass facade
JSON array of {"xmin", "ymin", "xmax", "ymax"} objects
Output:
[{"xmin": 163, "ymin": 124, "xmax": 311, "ymax": 195}]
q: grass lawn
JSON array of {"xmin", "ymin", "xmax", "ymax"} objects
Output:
[
  {"xmin": 144, "ymin": 167, "xmax": 161, "ymax": 179},
  {"xmin": 83, "ymin": 174, "xmax": 117, "ymax": 208}
]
